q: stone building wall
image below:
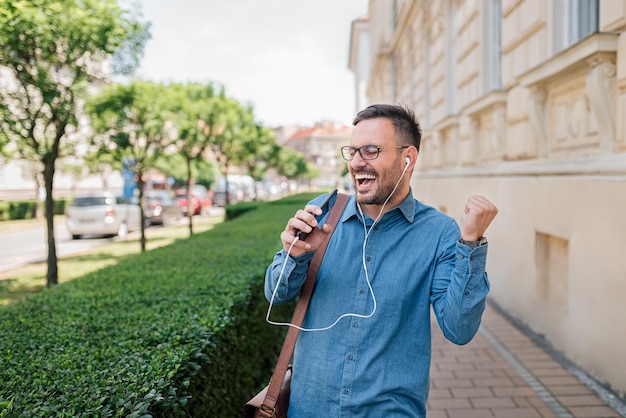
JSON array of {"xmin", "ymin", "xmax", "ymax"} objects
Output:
[{"xmin": 350, "ymin": 0, "xmax": 626, "ymax": 397}]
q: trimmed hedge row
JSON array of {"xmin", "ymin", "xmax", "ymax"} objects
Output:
[
  {"xmin": 0, "ymin": 199, "xmax": 68, "ymax": 221},
  {"xmin": 0, "ymin": 193, "xmax": 320, "ymax": 417}
]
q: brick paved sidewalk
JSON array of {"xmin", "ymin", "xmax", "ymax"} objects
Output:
[{"xmin": 427, "ymin": 302, "xmax": 625, "ymax": 418}]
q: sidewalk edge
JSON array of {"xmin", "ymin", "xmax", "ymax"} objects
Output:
[{"xmin": 487, "ymin": 298, "xmax": 626, "ymax": 418}]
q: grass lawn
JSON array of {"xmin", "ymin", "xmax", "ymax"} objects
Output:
[{"xmin": 0, "ymin": 212, "xmax": 225, "ymax": 305}]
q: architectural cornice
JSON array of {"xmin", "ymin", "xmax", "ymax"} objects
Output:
[
  {"xmin": 519, "ymin": 32, "xmax": 619, "ymax": 87},
  {"xmin": 461, "ymin": 90, "xmax": 507, "ymax": 117},
  {"xmin": 418, "ymin": 152, "xmax": 626, "ymax": 177}
]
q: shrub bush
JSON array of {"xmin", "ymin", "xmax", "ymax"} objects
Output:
[
  {"xmin": 0, "ymin": 192, "xmax": 321, "ymax": 417},
  {"xmin": 0, "ymin": 201, "xmax": 8, "ymax": 221},
  {"xmin": 7, "ymin": 201, "xmax": 37, "ymax": 220}
]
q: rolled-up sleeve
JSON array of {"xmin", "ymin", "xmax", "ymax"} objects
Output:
[
  {"xmin": 430, "ymin": 221, "xmax": 490, "ymax": 345},
  {"xmin": 264, "ymin": 250, "xmax": 315, "ymax": 303}
]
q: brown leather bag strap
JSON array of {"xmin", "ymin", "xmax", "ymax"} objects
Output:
[{"xmin": 260, "ymin": 192, "xmax": 349, "ymax": 416}]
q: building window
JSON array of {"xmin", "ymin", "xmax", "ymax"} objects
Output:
[
  {"xmin": 423, "ymin": 41, "xmax": 431, "ymax": 129},
  {"xmin": 554, "ymin": 0, "xmax": 599, "ymax": 53},
  {"xmin": 484, "ymin": 0, "xmax": 502, "ymax": 92},
  {"xmin": 446, "ymin": 2, "xmax": 458, "ymax": 115},
  {"xmin": 392, "ymin": 54, "xmax": 398, "ymax": 104}
]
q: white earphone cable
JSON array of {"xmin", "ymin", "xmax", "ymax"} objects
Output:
[{"xmin": 265, "ymin": 160, "xmax": 410, "ymax": 332}]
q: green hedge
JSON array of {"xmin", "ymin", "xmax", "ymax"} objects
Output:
[
  {"xmin": 0, "ymin": 201, "xmax": 36, "ymax": 221},
  {"xmin": 0, "ymin": 199, "xmax": 68, "ymax": 221},
  {"xmin": 0, "ymin": 193, "xmax": 320, "ymax": 417}
]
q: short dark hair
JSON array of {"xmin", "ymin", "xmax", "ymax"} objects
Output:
[{"xmin": 353, "ymin": 104, "xmax": 422, "ymax": 151}]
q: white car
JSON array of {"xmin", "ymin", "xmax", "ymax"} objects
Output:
[{"xmin": 65, "ymin": 192, "xmax": 142, "ymax": 239}]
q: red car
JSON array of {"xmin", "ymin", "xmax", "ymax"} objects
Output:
[
  {"xmin": 175, "ymin": 189, "xmax": 200, "ymax": 216},
  {"xmin": 175, "ymin": 185, "xmax": 212, "ymax": 216}
]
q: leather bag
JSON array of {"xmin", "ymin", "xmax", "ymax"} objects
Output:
[{"xmin": 243, "ymin": 192, "xmax": 349, "ymax": 418}]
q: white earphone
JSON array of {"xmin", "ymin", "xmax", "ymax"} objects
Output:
[{"xmin": 405, "ymin": 157, "xmax": 410, "ymax": 166}]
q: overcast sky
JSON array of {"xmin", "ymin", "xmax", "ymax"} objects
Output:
[{"xmin": 133, "ymin": 0, "xmax": 368, "ymax": 128}]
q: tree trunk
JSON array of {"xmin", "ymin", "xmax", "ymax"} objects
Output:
[
  {"xmin": 186, "ymin": 157, "xmax": 193, "ymax": 236},
  {"xmin": 137, "ymin": 176, "xmax": 147, "ymax": 252},
  {"xmin": 223, "ymin": 165, "xmax": 230, "ymax": 206},
  {"xmin": 43, "ymin": 159, "xmax": 58, "ymax": 286}
]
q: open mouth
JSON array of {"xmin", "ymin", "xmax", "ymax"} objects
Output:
[{"xmin": 355, "ymin": 173, "xmax": 376, "ymax": 188}]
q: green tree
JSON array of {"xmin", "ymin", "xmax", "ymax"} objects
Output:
[
  {"xmin": 273, "ymin": 146, "xmax": 309, "ymax": 187},
  {"xmin": 168, "ymin": 82, "xmax": 223, "ymax": 235},
  {"xmin": 0, "ymin": 0, "xmax": 149, "ymax": 286},
  {"xmin": 210, "ymin": 99, "xmax": 258, "ymax": 205},
  {"xmin": 86, "ymin": 80, "xmax": 176, "ymax": 252},
  {"xmin": 241, "ymin": 124, "xmax": 279, "ymax": 200}
]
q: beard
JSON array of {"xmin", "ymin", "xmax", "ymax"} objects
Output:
[{"xmin": 354, "ymin": 164, "xmax": 404, "ymax": 206}]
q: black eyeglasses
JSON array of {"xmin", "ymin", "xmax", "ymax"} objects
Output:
[{"xmin": 341, "ymin": 145, "xmax": 409, "ymax": 161}]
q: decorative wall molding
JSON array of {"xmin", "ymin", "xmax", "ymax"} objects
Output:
[
  {"xmin": 519, "ymin": 33, "xmax": 618, "ymax": 156},
  {"xmin": 528, "ymin": 87, "xmax": 548, "ymax": 157},
  {"xmin": 586, "ymin": 55, "xmax": 617, "ymax": 152}
]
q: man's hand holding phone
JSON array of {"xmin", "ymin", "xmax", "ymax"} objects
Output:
[{"xmin": 281, "ymin": 190, "xmax": 337, "ymax": 256}]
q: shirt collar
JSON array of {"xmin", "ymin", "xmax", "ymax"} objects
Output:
[{"xmin": 341, "ymin": 189, "xmax": 416, "ymax": 225}]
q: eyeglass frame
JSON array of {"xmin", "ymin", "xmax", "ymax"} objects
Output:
[{"xmin": 340, "ymin": 145, "xmax": 410, "ymax": 161}]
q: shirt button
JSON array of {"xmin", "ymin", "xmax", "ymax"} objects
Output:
[
  {"xmin": 459, "ymin": 254, "xmax": 465, "ymax": 259},
  {"xmin": 464, "ymin": 291, "xmax": 470, "ymax": 295},
  {"xmin": 352, "ymin": 321, "xmax": 359, "ymax": 328},
  {"xmin": 348, "ymin": 354, "xmax": 355, "ymax": 361},
  {"xmin": 366, "ymin": 256, "xmax": 371, "ymax": 262},
  {"xmin": 343, "ymin": 389, "xmax": 350, "ymax": 394},
  {"xmin": 359, "ymin": 289, "xmax": 365, "ymax": 294}
]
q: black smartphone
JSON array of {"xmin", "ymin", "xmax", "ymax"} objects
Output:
[{"xmin": 296, "ymin": 189, "xmax": 338, "ymax": 241}]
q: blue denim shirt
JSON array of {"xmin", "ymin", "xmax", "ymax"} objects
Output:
[{"xmin": 265, "ymin": 192, "xmax": 490, "ymax": 417}]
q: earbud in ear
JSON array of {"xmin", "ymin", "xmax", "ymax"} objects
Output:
[{"xmin": 405, "ymin": 157, "xmax": 410, "ymax": 165}]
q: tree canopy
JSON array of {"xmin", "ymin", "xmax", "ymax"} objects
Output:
[
  {"xmin": 0, "ymin": 0, "xmax": 150, "ymax": 285},
  {"xmin": 86, "ymin": 80, "xmax": 179, "ymax": 251}
]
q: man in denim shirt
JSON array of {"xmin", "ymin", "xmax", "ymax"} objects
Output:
[{"xmin": 265, "ymin": 104, "xmax": 498, "ymax": 417}]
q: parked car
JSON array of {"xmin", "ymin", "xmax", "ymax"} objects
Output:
[
  {"xmin": 174, "ymin": 189, "xmax": 200, "ymax": 216},
  {"xmin": 65, "ymin": 192, "xmax": 142, "ymax": 239},
  {"xmin": 174, "ymin": 185, "xmax": 212, "ymax": 216},
  {"xmin": 144, "ymin": 190, "xmax": 183, "ymax": 226},
  {"xmin": 212, "ymin": 175, "xmax": 255, "ymax": 206},
  {"xmin": 191, "ymin": 185, "xmax": 213, "ymax": 214}
]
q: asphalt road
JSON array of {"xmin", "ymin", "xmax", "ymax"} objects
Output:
[{"xmin": 0, "ymin": 221, "xmax": 117, "ymax": 273}]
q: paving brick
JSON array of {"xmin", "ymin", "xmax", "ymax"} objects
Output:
[
  {"xmin": 558, "ymin": 394, "xmax": 611, "ymax": 406},
  {"xmin": 489, "ymin": 407, "xmax": 542, "ymax": 418},
  {"xmin": 530, "ymin": 366, "xmax": 571, "ymax": 377},
  {"xmin": 446, "ymin": 408, "xmax": 494, "ymax": 418},
  {"xmin": 548, "ymin": 384, "xmax": 595, "ymax": 396},
  {"xmin": 511, "ymin": 396, "xmax": 535, "ymax": 407},
  {"xmin": 427, "ymin": 397, "xmax": 472, "ymax": 409},
  {"xmin": 492, "ymin": 386, "xmax": 542, "ymax": 397},
  {"xmin": 450, "ymin": 387, "xmax": 494, "ymax": 398},
  {"xmin": 431, "ymin": 377, "xmax": 475, "ymax": 389},
  {"xmin": 423, "ymin": 410, "xmax": 447, "ymax": 418},
  {"xmin": 567, "ymin": 406, "xmax": 623, "ymax": 417},
  {"xmin": 471, "ymin": 396, "xmax": 517, "ymax": 408},
  {"xmin": 533, "ymin": 407, "xmax": 559, "ymax": 418},
  {"xmin": 428, "ymin": 387, "xmax": 452, "ymax": 399},
  {"xmin": 452, "ymin": 369, "xmax": 495, "ymax": 379},
  {"xmin": 538, "ymin": 375, "xmax": 587, "ymax": 386},
  {"xmin": 472, "ymin": 377, "xmax": 516, "ymax": 388}
]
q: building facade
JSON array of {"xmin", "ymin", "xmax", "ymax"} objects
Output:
[
  {"xmin": 349, "ymin": 0, "xmax": 626, "ymax": 397},
  {"xmin": 284, "ymin": 122, "xmax": 352, "ymax": 189}
]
